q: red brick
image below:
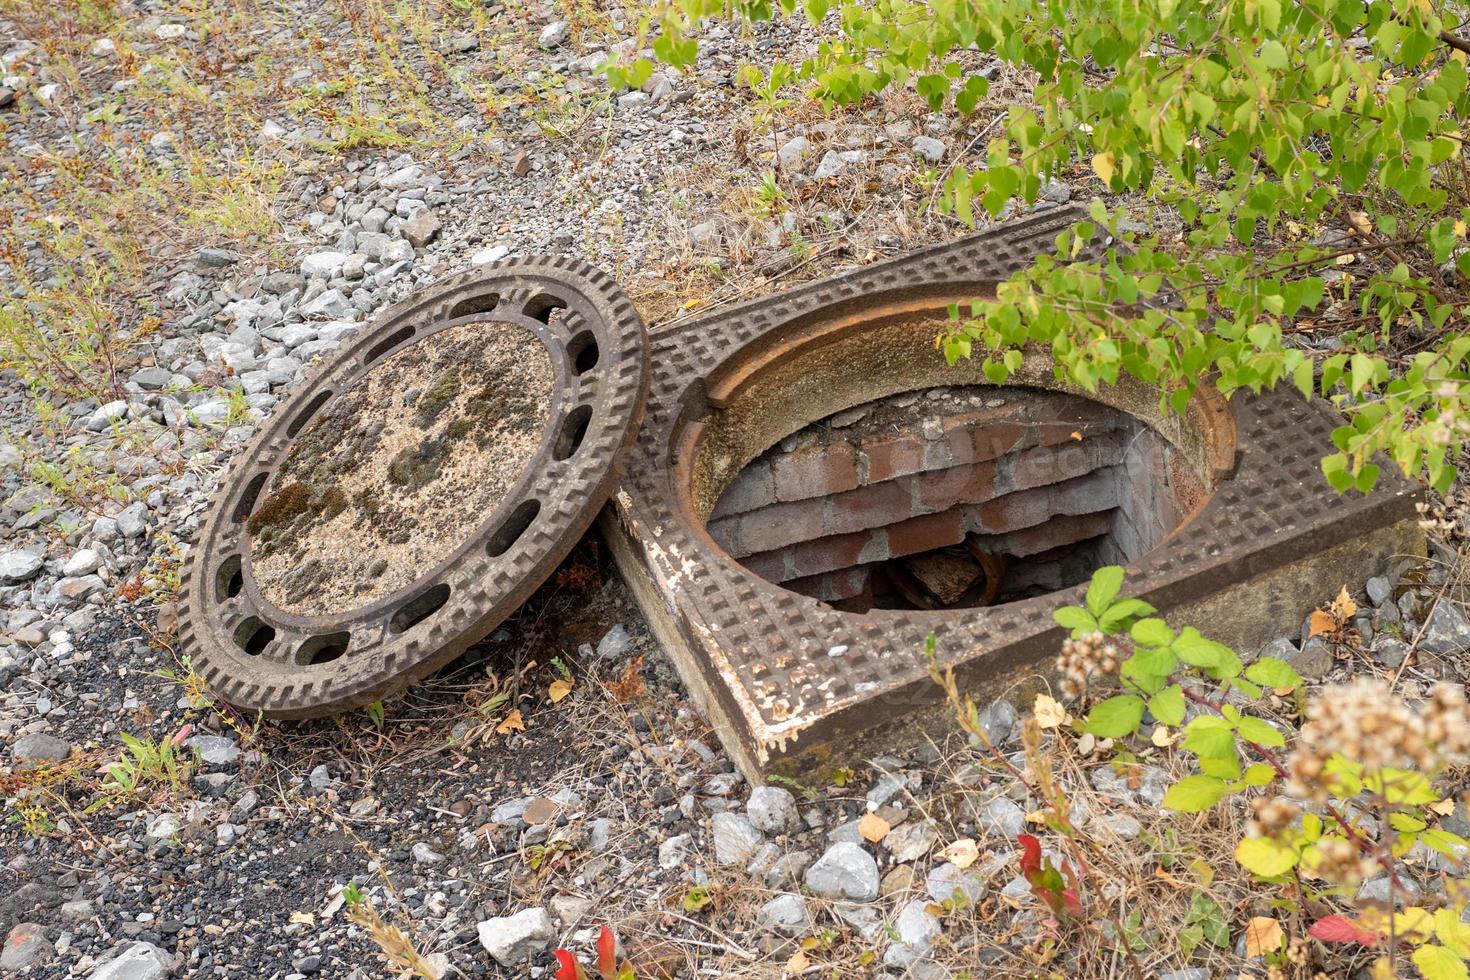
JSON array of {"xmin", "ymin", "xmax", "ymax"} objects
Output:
[
  {"xmin": 710, "ymin": 460, "xmax": 777, "ymax": 519},
  {"xmin": 734, "ymin": 498, "xmax": 826, "ymax": 555},
  {"xmin": 773, "ymin": 442, "xmax": 860, "ymax": 502},
  {"xmin": 784, "ymin": 565, "xmax": 873, "ymax": 601},
  {"xmin": 1008, "ymin": 435, "xmax": 1118, "ymax": 492},
  {"xmin": 972, "ymin": 486, "xmax": 1054, "ymax": 535},
  {"xmin": 860, "ymin": 431, "xmax": 927, "ymax": 483},
  {"xmin": 823, "ymin": 480, "xmax": 912, "ymax": 538},
  {"xmin": 914, "ymin": 460, "xmax": 998, "ymax": 514},
  {"xmin": 1001, "ymin": 511, "xmax": 1112, "ymax": 557},
  {"xmin": 949, "ymin": 419, "xmax": 1027, "ymax": 466},
  {"xmin": 789, "ymin": 528, "xmax": 884, "ymax": 579},
  {"xmin": 885, "ymin": 509, "xmax": 967, "ymax": 559},
  {"xmin": 739, "ymin": 548, "xmax": 790, "ymax": 583}
]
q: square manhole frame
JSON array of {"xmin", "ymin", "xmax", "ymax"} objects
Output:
[{"xmin": 603, "ymin": 207, "xmax": 1424, "ymax": 779}]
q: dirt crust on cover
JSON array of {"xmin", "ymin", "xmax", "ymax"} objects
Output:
[{"xmin": 249, "ymin": 319, "xmax": 554, "ymax": 617}]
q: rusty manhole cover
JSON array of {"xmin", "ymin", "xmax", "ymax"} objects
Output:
[
  {"xmin": 180, "ymin": 257, "xmax": 648, "ymax": 717},
  {"xmin": 603, "ymin": 207, "xmax": 1424, "ymax": 778}
]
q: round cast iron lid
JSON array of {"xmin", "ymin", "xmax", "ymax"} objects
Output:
[{"xmin": 178, "ymin": 257, "xmax": 649, "ymax": 718}]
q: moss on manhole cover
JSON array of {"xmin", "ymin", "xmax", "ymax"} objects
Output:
[{"xmin": 250, "ymin": 319, "xmax": 555, "ymax": 617}]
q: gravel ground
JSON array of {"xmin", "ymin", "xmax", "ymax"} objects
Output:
[{"xmin": 2, "ymin": 2, "xmax": 1469, "ymax": 978}]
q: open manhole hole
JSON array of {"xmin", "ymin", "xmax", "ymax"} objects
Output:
[
  {"xmin": 180, "ymin": 258, "xmax": 648, "ymax": 718},
  {"xmin": 604, "ymin": 207, "xmax": 1424, "ymax": 779},
  {"xmin": 707, "ymin": 385, "xmax": 1204, "ymax": 612}
]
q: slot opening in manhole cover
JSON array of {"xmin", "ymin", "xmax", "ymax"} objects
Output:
[{"xmin": 705, "ymin": 385, "xmax": 1208, "ymax": 612}]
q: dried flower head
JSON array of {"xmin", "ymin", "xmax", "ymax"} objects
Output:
[
  {"xmin": 1247, "ymin": 796, "xmax": 1301, "ymax": 837},
  {"xmin": 1417, "ymin": 490, "xmax": 1470, "ymax": 545},
  {"xmin": 1286, "ymin": 677, "xmax": 1470, "ymax": 802},
  {"xmin": 1057, "ymin": 631, "xmax": 1119, "ymax": 699}
]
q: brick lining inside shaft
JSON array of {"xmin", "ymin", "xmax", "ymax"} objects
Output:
[{"xmin": 707, "ymin": 385, "xmax": 1200, "ymax": 610}]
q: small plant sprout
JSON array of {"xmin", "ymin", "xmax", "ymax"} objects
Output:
[{"xmin": 102, "ymin": 724, "xmax": 195, "ymax": 798}]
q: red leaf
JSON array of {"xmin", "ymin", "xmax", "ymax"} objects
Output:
[
  {"xmin": 1018, "ymin": 834, "xmax": 1042, "ymax": 877},
  {"xmin": 596, "ymin": 925, "xmax": 617, "ymax": 980},
  {"xmin": 554, "ymin": 950, "xmax": 587, "ymax": 980},
  {"xmin": 1309, "ymin": 915, "xmax": 1379, "ymax": 946}
]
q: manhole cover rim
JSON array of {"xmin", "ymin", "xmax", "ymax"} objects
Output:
[{"xmin": 179, "ymin": 255, "xmax": 649, "ymax": 717}]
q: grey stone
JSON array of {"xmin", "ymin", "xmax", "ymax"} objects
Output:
[
  {"xmin": 476, "ymin": 908, "xmax": 554, "ymax": 967},
  {"xmin": 412, "ymin": 842, "xmax": 445, "ymax": 865},
  {"xmin": 976, "ymin": 796, "xmax": 1026, "ymax": 838},
  {"xmin": 813, "ymin": 149, "xmax": 846, "ymax": 179},
  {"xmin": 131, "ymin": 367, "xmax": 173, "ymax": 391},
  {"xmin": 1290, "ymin": 636, "xmax": 1334, "ymax": 680},
  {"xmin": 777, "ymin": 136, "xmax": 810, "ymax": 168},
  {"xmin": 765, "ymin": 850, "xmax": 812, "ymax": 888},
  {"xmin": 976, "ymin": 699, "xmax": 1017, "ymax": 747},
  {"xmin": 12, "ymin": 732, "xmax": 71, "ymax": 764},
  {"xmin": 804, "ymin": 841, "xmax": 879, "ymax": 902},
  {"xmin": 195, "ymin": 248, "xmax": 238, "ymax": 268},
  {"xmin": 711, "ymin": 812, "xmax": 763, "ymax": 866},
  {"xmin": 299, "ymin": 251, "xmax": 349, "ymax": 278},
  {"xmin": 63, "ymin": 548, "xmax": 102, "ymax": 576},
  {"xmin": 403, "ymin": 210, "xmax": 440, "ymax": 248},
  {"xmin": 1, "ymin": 923, "xmax": 52, "ymax": 972},
  {"xmin": 90, "ymin": 941, "xmax": 171, "ymax": 980},
  {"xmin": 596, "ymin": 623, "xmax": 633, "ymax": 660},
  {"xmin": 688, "ymin": 221, "xmax": 721, "ymax": 248},
  {"xmin": 1091, "ymin": 812, "xmax": 1142, "ymax": 840},
  {"xmin": 911, "ymin": 136, "xmax": 947, "ymax": 163},
  {"xmin": 757, "ymin": 894, "xmax": 811, "ymax": 937},
  {"xmin": 746, "ymin": 785, "xmax": 800, "ymax": 834},
  {"xmin": 1158, "ymin": 972, "xmax": 1209, "ymax": 980},
  {"xmin": 925, "ymin": 861, "xmax": 984, "ymax": 905},
  {"xmin": 659, "ymin": 833, "xmax": 692, "ymax": 869},
  {"xmin": 360, "ymin": 207, "xmax": 391, "ymax": 233},
  {"xmin": 86, "ymin": 400, "xmax": 129, "ymax": 431},
  {"xmin": 884, "ymin": 820, "xmax": 938, "ymax": 863},
  {"xmin": 1421, "ymin": 601, "xmax": 1470, "ymax": 656},
  {"xmin": 550, "ymin": 895, "xmax": 593, "ymax": 927},
  {"xmin": 0, "ymin": 550, "xmax": 43, "ymax": 583},
  {"xmin": 884, "ymin": 900, "xmax": 941, "ymax": 967},
  {"xmin": 1374, "ymin": 636, "xmax": 1410, "ymax": 668},
  {"xmin": 1366, "ymin": 576, "xmax": 1392, "ymax": 607},
  {"xmin": 116, "ymin": 502, "xmax": 149, "ymax": 538},
  {"xmin": 538, "ymin": 20, "xmax": 570, "ymax": 49}
]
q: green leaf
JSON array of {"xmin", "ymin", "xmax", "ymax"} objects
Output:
[
  {"xmin": 1236, "ymin": 716, "xmax": 1286, "ymax": 748},
  {"xmin": 1085, "ymin": 566, "xmax": 1126, "ymax": 616},
  {"xmin": 1182, "ymin": 717, "xmax": 1236, "ymax": 759},
  {"xmin": 1053, "ymin": 606, "xmax": 1099, "ymax": 635},
  {"xmin": 1243, "ymin": 763, "xmax": 1277, "ymax": 786},
  {"xmin": 1412, "ymin": 944, "xmax": 1469, "ymax": 980},
  {"xmin": 1163, "ymin": 775, "xmax": 1229, "ymax": 812},
  {"xmin": 1148, "ymin": 685, "xmax": 1186, "ymax": 726},
  {"xmin": 1086, "ymin": 695, "xmax": 1145, "ymax": 738},
  {"xmin": 1243, "ymin": 657, "xmax": 1302, "ymax": 690},
  {"xmin": 1235, "ymin": 836, "xmax": 1299, "ymax": 877},
  {"xmin": 1130, "ymin": 617, "xmax": 1174, "ymax": 647},
  {"xmin": 1099, "ymin": 598, "xmax": 1156, "ymax": 632}
]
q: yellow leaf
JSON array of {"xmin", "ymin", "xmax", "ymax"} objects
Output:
[
  {"xmin": 1456, "ymin": 220, "xmax": 1468, "ymax": 239},
  {"xmin": 548, "ymin": 678, "xmax": 575, "ymax": 703},
  {"xmin": 1092, "ymin": 151, "xmax": 1116, "ymax": 185},
  {"xmin": 1332, "ymin": 585, "xmax": 1357, "ymax": 620},
  {"xmin": 785, "ymin": 950, "xmax": 810, "ymax": 974},
  {"xmin": 1244, "ymin": 916, "xmax": 1284, "ymax": 958},
  {"xmin": 1432, "ymin": 798, "xmax": 1458, "ymax": 817},
  {"xmin": 1151, "ymin": 725, "xmax": 1176, "ymax": 747},
  {"xmin": 496, "ymin": 709, "xmax": 526, "ymax": 734},
  {"xmin": 1034, "ymin": 694, "xmax": 1066, "ymax": 729},
  {"xmin": 289, "ymin": 911, "xmax": 315, "ymax": 926},
  {"xmin": 1308, "ymin": 609, "xmax": 1338, "ymax": 638},
  {"xmin": 1024, "ymin": 809, "xmax": 1048, "ymax": 825},
  {"xmin": 859, "ymin": 811, "xmax": 890, "ymax": 843},
  {"xmin": 940, "ymin": 838, "xmax": 980, "ymax": 869},
  {"xmin": 1076, "ymin": 732, "xmax": 1096, "ymax": 756}
]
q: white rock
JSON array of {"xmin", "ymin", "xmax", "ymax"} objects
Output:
[
  {"xmin": 804, "ymin": 842, "xmax": 879, "ymax": 902},
  {"xmin": 884, "ymin": 899, "xmax": 942, "ymax": 967},
  {"xmin": 0, "ymin": 550, "xmax": 44, "ymax": 583},
  {"xmin": 62, "ymin": 549, "xmax": 102, "ymax": 577},
  {"xmin": 155, "ymin": 23, "xmax": 187, "ymax": 39},
  {"xmin": 746, "ymin": 786, "xmax": 800, "ymax": 835},
  {"xmin": 911, "ymin": 136, "xmax": 947, "ymax": 163},
  {"xmin": 757, "ymin": 894, "xmax": 811, "ymax": 937},
  {"xmin": 89, "ymin": 941, "xmax": 170, "ymax": 980},
  {"xmin": 711, "ymin": 812, "xmax": 763, "ymax": 866},
  {"xmin": 476, "ymin": 908, "xmax": 554, "ymax": 967},
  {"xmin": 472, "ymin": 244, "xmax": 511, "ymax": 265},
  {"xmin": 86, "ymin": 400, "xmax": 129, "ymax": 432},
  {"xmin": 299, "ymin": 251, "xmax": 349, "ymax": 278},
  {"xmin": 539, "ymin": 20, "xmax": 571, "ymax": 48}
]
